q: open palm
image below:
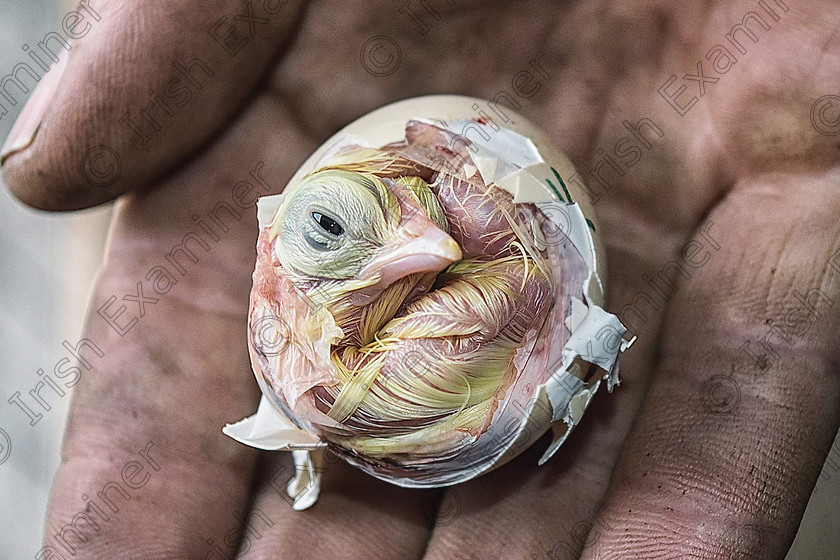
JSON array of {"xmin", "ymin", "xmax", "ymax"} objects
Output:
[{"xmin": 5, "ymin": 1, "xmax": 840, "ymax": 558}]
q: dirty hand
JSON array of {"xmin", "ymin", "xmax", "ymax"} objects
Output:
[{"xmin": 4, "ymin": 1, "xmax": 839, "ymax": 558}]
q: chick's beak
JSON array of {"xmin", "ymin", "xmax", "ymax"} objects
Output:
[{"xmin": 357, "ymin": 211, "xmax": 462, "ymax": 292}]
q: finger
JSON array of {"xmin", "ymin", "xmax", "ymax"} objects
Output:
[
  {"xmin": 42, "ymin": 93, "xmax": 317, "ymax": 558},
  {"xmin": 580, "ymin": 174, "xmax": 840, "ymax": 558},
  {"xmin": 1, "ymin": 0, "xmax": 304, "ymax": 211},
  {"xmin": 44, "ymin": 272, "xmax": 260, "ymax": 559},
  {"xmin": 231, "ymin": 452, "xmax": 434, "ymax": 559}
]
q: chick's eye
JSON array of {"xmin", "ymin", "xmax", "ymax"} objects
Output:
[{"xmin": 311, "ymin": 212, "xmax": 344, "ymax": 236}]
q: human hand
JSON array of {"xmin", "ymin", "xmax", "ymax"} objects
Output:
[{"xmin": 4, "ymin": 1, "xmax": 839, "ymax": 558}]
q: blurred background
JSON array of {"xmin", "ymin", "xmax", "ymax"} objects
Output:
[{"xmin": 0, "ymin": 1, "xmax": 837, "ymax": 558}]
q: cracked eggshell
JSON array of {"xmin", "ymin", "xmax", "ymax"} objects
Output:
[{"xmin": 228, "ymin": 95, "xmax": 626, "ymax": 498}]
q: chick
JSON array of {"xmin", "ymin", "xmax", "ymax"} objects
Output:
[{"xmin": 259, "ymin": 142, "xmax": 552, "ymax": 464}]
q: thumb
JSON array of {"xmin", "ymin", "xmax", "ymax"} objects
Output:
[{"xmin": 1, "ymin": 0, "xmax": 304, "ymax": 210}]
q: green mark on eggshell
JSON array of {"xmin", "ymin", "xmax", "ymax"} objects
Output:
[{"xmin": 545, "ymin": 166, "xmax": 596, "ymax": 232}]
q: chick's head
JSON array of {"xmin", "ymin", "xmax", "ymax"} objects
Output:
[
  {"xmin": 273, "ymin": 170, "xmax": 391, "ymax": 280},
  {"xmin": 271, "ymin": 169, "xmax": 462, "ymax": 340}
]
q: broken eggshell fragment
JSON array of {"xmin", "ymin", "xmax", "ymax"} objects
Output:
[{"xmin": 224, "ymin": 95, "xmax": 632, "ymax": 510}]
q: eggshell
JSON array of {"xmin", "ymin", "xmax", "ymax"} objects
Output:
[{"xmin": 225, "ymin": 95, "xmax": 631, "ymax": 505}]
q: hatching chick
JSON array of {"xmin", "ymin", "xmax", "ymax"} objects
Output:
[{"xmin": 250, "ymin": 154, "xmax": 556, "ymax": 469}]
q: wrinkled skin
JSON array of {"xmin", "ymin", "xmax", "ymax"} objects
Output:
[{"xmin": 4, "ymin": 1, "xmax": 840, "ymax": 558}]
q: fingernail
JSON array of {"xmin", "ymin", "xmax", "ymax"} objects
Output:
[{"xmin": 0, "ymin": 55, "xmax": 67, "ymax": 165}]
